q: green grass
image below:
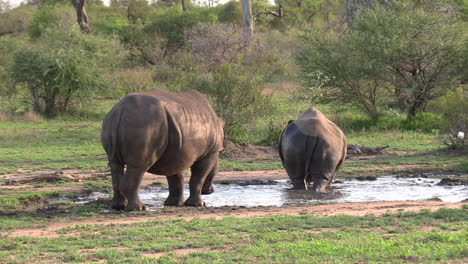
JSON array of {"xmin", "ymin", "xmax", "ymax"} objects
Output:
[
  {"xmin": 0, "ymin": 120, "xmax": 106, "ymax": 174},
  {"xmin": 0, "ymin": 191, "xmax": 63, "ymax": 213},
  {"xmin": 0, "ymin": 208, "xmax": 466, "ymax": 263}
]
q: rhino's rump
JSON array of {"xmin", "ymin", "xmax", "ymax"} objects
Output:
[
  {"xmin": 279, "ymin": 111, "xmax": 346, "ymax": 183},
  {"xmin": 102, "ymin": 89, "xmax": 222, "ymax": 175}
]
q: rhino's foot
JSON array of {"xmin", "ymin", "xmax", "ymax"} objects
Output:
[
  {"xmin": 111, "ymin": 198, "xmax": 127, "ymax": 211},
  {"xmin": 201, "ymin": 185, "xmax": 214, "ymax": 195},
  {"xmin": 125, "ymin": 202, "xmax": 147, "ymax": 211},
  {"xmin": 291, "ymin": 179, "xmax": 308, "ymax": 190},
  {"xmin": 184, "ymin": 196, "xmax": 206, "ymax": 207},
  {"xmin": 311, "ymin": 179, "xmax": 329, "ymax": 193},
  {"xmin": 164, "ymin": 196, "xmax": 184, "ymax": 206}
]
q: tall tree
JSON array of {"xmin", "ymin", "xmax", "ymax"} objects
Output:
[
  {"xmin": 298, "ymin": 0, "xmax": 466, "ymax": 117},
  {"xmin": 242, "ymin": 0, "xmax": 253, "ymax": 39},
  {"xmin": 71, "ymin": 0, "xmax": 90, "ymax": 33}
]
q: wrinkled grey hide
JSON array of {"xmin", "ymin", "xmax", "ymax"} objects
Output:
[
  {"xmin": 279, "ymin": 108, "xmax": 347, "ymax": 191},
  {"xmin": 101, "ymin": 89, "xmax": 224, "ymax": 211}
]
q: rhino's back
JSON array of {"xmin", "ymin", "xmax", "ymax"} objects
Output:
[{"xmin": 295, "ymin": 108, "xmax": 345, "ymax": 145}]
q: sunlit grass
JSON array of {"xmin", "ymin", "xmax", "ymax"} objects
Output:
[{"xmin": 0, "ymin": 208, "xmax": 466, "ymax": 263}]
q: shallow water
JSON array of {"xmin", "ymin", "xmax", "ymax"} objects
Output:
[{"xmin": 73, "ymin": 176, "xmax": 467, "ymax": 210}]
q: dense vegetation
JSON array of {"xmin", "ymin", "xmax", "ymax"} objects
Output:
[{"xmin": 0, "ymin": 0, "xmax": 466, "ymax": 145}]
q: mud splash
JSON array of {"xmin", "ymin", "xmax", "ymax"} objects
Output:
[{"xmin": 70, "ymin": 176, "xmax": 467, "ymax": 210}]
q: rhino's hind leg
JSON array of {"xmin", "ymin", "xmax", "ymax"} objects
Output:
[
  {"xmin": 120, "ymin": 166, "xmax": 147, "ymax": 211},
  {"xmin": 164, "ymin": 174, "xmax": 184, "ymax": 206},
  {"xmin": 310, "ymin": 172, "xmax": 331, "ymax": 192},
  {"xmin": 291, "ymin": 178, "xmax": 308, "ymax": 190},
  {"xmin": 201, "ymin": 160, "xmax": 218, "ymax": 195},
  {"xmin": 185, "ymin": 153, "xmax": 218, "ymax": 207},
  {"xmin": 311, "ymin": 178, "xmax": 328, "ymax": 192},
  {"xmin": 110, "ymin": 162, "xmax": 127, "ymax": 210}
]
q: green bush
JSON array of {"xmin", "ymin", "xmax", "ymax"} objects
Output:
[
  {"xmin": 215, "ymin": 0, "xmax": 242, "ymax": 24},
  {"xmin": 429, "ymin": 86, "xmax": 468, "ymax": 149},
  {"xmin": 144, "ymin": 7, "xmax": 218, "ymax": 53},
  {"xmin": 111, "ymin": 67, "xmax": 154, "ymax": 95},
  {"xmin": 401, "ymin": 112, "xmax": 444, "ymax": 133},
  {"xmin": 190, "ymin": 64, "xmax": 271, "ymax": 142},
  {"xmin": 0, "ymin": 4, "xmax": 36, "ymax": 36},
  {"xmin": 28, "ymin": 6, "xmax": 59, "ymax": 39},
  {"xmin": 94, "ymin": 13, "xmax": 129, "ymax": 35},
  {"xmin": 12, "ymin": 26, "xmax": 127, "ymax": 116},
  {"xmin": 331, "ymin": 110, "xmax": 443, "ymax": 133}
]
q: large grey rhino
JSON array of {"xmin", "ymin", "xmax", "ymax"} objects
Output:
[
  {"xmin": 279, "ymin": 108, "xmax": 346, "ymax": 191},
  {"xmin": 101, "ymin": 88, "xmax": 224, "ymax": 211}
]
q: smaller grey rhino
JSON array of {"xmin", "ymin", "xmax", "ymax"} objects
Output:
[{"xmin": 279, "ymin": 108, "xmax": 347, "ymax": 191}]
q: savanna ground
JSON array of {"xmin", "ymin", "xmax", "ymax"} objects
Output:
[{"xmin": 0, "ymin": 94, "xmax": 467, "ymax": 263}]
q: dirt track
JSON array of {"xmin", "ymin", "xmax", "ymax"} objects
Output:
[{"xmin": 8, "ymin": 201, "xmax": 466, "ymax": 238}]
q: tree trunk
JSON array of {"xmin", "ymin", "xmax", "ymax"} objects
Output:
[
  {"xmin": 394, "ymin": 86, "xmax": 409, "ymax": 111},
  {"xmin": 242, "ymin": 0, "xmax": 253, "ymax": 41},
  {"xmin": 408, "ymin": 98, "xmax": 426, "ymax": 117},
  {"xmin": 71, "ymin": 0, "xmax": 91, "ymax": 33},
  {"xmin": 44, "ymin": 95, "xmax": 56, "ymax": 116},
  {"xmin": 181, "ymin": 0, "xmax": 186, "ymax": 11},
  {"xmin": 30, "ymin": 86, "xmax": 42, "ymax": 113}
]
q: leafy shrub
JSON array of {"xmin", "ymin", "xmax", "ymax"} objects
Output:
[
  {"xmin": 28, "ymin": 6, "xmax": 59, "ymax": 39},
  {"xmin": 258, "ymin": 120, "xmax": 287, "ymax": 146},
  {"xmin": 111, "ymin": 67, "xmax": 154, "ymax": 95},
  {"xmin": 152, "ymin": 51, "xmax": 202, "ymax": 91},
  {"xmin": 401, "ymin": 113, "xmax": 444, "ymax": 133},
  {"xmin": 12, "ymin": 26, "xmax": 127, "ymax": 116},
  {"xmin": 144, "ymin": 7, "xmax": 218, "ymax": 54},
  {"xmin": 429, "ymin": 86, "xmax": 468, "ymax": 149},
  {"xmin": 331, "ymin": 110, "xmax": 443, "ymax": 133},
  {"xmin": 185, "ymin": 23, "xmax": 249, "ymax": 67},
  {"xmin": 215, "ymin": 0, "xmax": 242, "ymax": 24},
  {"xmin": 190, "ymin": 64, "xmax": 271, "ymax": 142},
  {"xmin": 94, "ymin": 13, "xmax": 129, "ymax": 35},
  {"xmin": 0, "ymin": 4, "xmax": 36, "ymax": 36}
]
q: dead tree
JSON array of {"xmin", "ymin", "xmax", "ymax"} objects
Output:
[
  {"xmin": 71, "ymin": 0, "xmax": 90, "ymax": 33},
  {"xmin": 255, "ymin": 3, "xmax": 283, "ymax": 20},
  {"xmin": 347, "ymin": 144, "xmax": 389, "ymax": 154},
  {"xmin": 242, "ymin": 0, "xmax": 253, "ymax": 41}
]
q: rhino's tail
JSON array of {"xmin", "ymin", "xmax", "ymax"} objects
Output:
[
  {"xmin": 304, "ymin": 136, "xmax": 318, "ymax": 186},
  {"xmin": 108, "ymin": 108, "xmax": 124, "ymax": 165}
]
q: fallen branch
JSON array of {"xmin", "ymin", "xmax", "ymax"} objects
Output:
[
  {"xmin": 347, "ymin": 144, "xmax": 389, "ymax": 155},
  {"xmin": 4, "ymin": 172, "xmax": 75, "ymax": 185}
]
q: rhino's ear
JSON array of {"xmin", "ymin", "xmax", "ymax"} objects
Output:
[{"xmin": 287, "ymin": 120, "xmax": 294, "ymax": 125}]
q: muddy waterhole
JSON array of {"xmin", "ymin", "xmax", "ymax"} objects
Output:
[{"xmin": 60, "ymin": 176, "xmax": 467, "ymax": 210}]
